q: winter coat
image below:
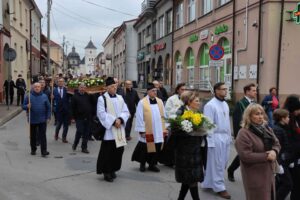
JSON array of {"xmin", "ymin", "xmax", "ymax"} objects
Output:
[
  {"xmin": 273, "ymin": 123, "xmax": 294, "ymax": 165},
  {"xmin": 22, "ymin": 91, "xmax": 51, "ymax": 124},
  {"xmin": 16, "ymin": 78, "xmax": 26, "ymax": 94},
  {"xmin": 120, "ymin": 88, "xmax": 140, "ymax": 115},
  {"xmin": 71, "ymin": 92, "xmax": 92, "ymax": 120},
  {"xmin": 262, "ymin": 94, "xmax": 279, "ymax": 112},
  {"xmin": 174, "ymin": 106, "xmax": 205, "ymax": 184},
  {"xmin": 235, "ymin": 127, "xmax": 280, "ymax": 200}
]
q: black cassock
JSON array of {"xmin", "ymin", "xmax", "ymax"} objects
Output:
[{"xmin": 97, "ymin": 140, "xmax": 124, "ymax": 174}]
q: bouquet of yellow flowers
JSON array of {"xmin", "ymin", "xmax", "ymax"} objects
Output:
[{"xmin": 169, "ymin": 110, "xmax": 215, "ymax": 136}]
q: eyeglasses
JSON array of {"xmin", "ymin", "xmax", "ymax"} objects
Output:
[
  {"xmin": 218, "ymin": 88, "xmax": 228, "ymax": 91},
  {"xmin": 150, "ymin": 89, "xmax": 157, "ymax": 92}
]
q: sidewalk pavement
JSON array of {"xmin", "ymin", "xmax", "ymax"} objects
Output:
[{"xmin": 0, "ymin": 103, "xmax": 23, "ymax": 127}]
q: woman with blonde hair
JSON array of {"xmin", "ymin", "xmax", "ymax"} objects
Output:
[
  {"xmin": 235, "ymin": 104, "xmax": 280, "ymax": 200},
  {"xmin": 173, "ymin": 90, "xmax": 205, "ymax": 200}
]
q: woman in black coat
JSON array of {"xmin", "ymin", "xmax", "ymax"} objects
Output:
[{"xmin": 173, "ymin": 91, "xmax": 205, "ymax": 200}]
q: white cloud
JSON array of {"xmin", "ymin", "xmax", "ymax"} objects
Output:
[{"xmin": 36, "ymin": 0, "xmax": 143, "ymax": 58}]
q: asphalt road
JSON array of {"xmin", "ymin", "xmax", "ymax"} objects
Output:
[{"xmin": 0, "ymin": 112, "xmax": 245, "ymax": 200}]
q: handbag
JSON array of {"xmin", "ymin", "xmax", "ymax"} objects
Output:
[{"xmin": 91, "ymin": 95, "xmax": 106, "ymax": 141}]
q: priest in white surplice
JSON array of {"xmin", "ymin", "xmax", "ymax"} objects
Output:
[
  {"xmin": 96, "ymin": 77, "xmax": 130, "ymax": 182},
  {"xmin": 131, "ymin": 83, "xmax": 167, "ymax": 172},
  {"xmin": 201, "ymin": 82, "xmax": 232, "ymax": 200}
]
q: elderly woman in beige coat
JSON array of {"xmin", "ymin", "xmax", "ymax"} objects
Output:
[{"xmin": 235, "ymin": 104, "xmax": 280, "ymax": 200}]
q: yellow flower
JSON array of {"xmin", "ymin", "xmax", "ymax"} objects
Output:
[
  {"xmin": 182, "ymin": 110, "xmax": 193, "ymax": 120},
  {"xmin": 192, "ymin": 113, "xmax": 202, "ymax": 126}
]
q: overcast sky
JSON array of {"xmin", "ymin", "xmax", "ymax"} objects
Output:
[{"xmin": 36, "ymin": 0, "xmax": 143, "ymax": 58}]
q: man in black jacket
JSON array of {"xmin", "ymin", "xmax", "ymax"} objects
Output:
[
  {"xmin": 71, "ymin": 83, "xmax": 92, "ymax": 153},
  {"xmin": 3, "ymin": 75, "xmax": 16, "ymax": 105},
  {"xmin": 120, "ymin": 80, "xmax": 140, "ymax": 141},
  {"xmin": 16, "ymin": 74, "xmax": 26, "ymax": 106},
  {"xmin": 227, "ymin": 83, "xmax": 257, "ymax": 182}
]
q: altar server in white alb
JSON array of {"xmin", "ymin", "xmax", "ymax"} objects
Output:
[
  {"xmin": 96, "ymin": 77, "xmax": 130, "ymax": 182},
  {"xmin": 201, "ymin": 82, "xmax": 232, "ymax": 200},
  {"xmin": 132, "ymin": 83, "xmax": 167, "ymax": 173}
]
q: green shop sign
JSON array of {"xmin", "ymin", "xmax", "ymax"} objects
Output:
[
  {"xmin": 189, "ymin": 34, "xmax": 199, "ymax": 43},
  {"xmin": 215, "ymin": 24, "xmax": 229, "ymax": 35},
  {"xmin": 287, "ymin": 3, "xmax": 300, "ymax": 24},
  {"xmin": 293, "ymin": 2, "xmax": 300, "ymax": 24}
]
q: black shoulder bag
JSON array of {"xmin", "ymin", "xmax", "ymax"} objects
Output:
[{"xmin": 91, "ymin": 95, "xmax": 107, "ymax": 141}]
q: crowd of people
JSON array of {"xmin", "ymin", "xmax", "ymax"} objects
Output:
[{"xmin": 3, "ymin": 72, "xmax": 300, "ymax": 200}]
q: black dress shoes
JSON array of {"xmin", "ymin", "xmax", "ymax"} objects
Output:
[
  {"xmin": 81, "ymin": 149, "xmax": 89, "ymax": 154},
  {"xmin": 31, "ymin": 151, "xmax": 36, "ymax": 155},
  {"xmin": 104, "ymin": 173, "xmax": 113, "ymax": 182},
  {"xmin": 41, "ymin": 151, "xmax": 50, "ymax": 157},
  {"xmin": 139, "ymin": 164, "xmax": 146, "ymax": 172},
  {"xmin": 111, "ymin": 172, "xmax": 117, "ymax": 179},
  {"xmin": 148, "ymin": 165, "xmax": 160, "ymax": 172}
]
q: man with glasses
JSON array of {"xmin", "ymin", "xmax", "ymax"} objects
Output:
[
  {"xmin": 132, "ymin": 83, "xmax": 167, "ymax": 173},
  {"xmin": 201, "ymin": 82, "xmax": 232, "ymax": 199},
  {"xmin": 96, "ymin": 77, "xmax": 130, "ymax": 182}
]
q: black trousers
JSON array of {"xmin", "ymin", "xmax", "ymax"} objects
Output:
[
  {"xmin": 17, "ymin": 92, "xmax": 25, "ymax": 106},
  {"xmin": 228, "ymin": 154, "xmax": 240, "ymax": 173},
  {"xmin": 290, "ymin": 164, "xmax": 300, "ymax": 200},
  {"xmin": 276, "ymin": 165, "xmax": 293, "ymax": 200},
  {"xmin": 125, "ymin": 115, "xmax": 134, "ymax": 138},
  {"xmin": 5, "ymin": 93, "xmax": 14, "ymax": 105},
  {"xmin": 131, "ymin": 142, "xmax": 162, "ymax": 166},
  {"xmin": 30, "ymin": 122, "xmax": 47, "ymax": 154}
]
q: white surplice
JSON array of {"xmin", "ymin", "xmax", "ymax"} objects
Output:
[
  {"xmin": 97, "ymin": 92, "xmax": 130, "ymax": 141},
  {"xmin": 201, "ymin": 97, "xmax": 232, "ymax": 193},
  {"xmin": 135, "ymin": 96, "xmax": 166, "ymax": 143},
  {"xmin": 165, "ymin": 94, "xmax": 183, "ymax": 119}
]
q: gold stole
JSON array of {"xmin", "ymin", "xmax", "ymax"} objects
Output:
[{"xmin": 142, "ymin": 97, "xmax": 166, "ymax": 153}]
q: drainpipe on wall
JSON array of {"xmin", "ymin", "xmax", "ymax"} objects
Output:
[
  {"xmin": 256, "ymin": 0, "xmax": 263, "ymax": 102},
  {"xmin": 231, "ymin": 0, "xmax": 236, "ymax": 100},
  {"xmin": 30, "ymin": 1, "xmax": 35, "ymax": 83},
  {"xmin": 171, "ymin": 0, "xmax": 174, "ymax": 92},
  {"xmin": 276, "ymin": 0, "xmax": 284, "ymax": 95},
  {"xmin": 235, "ymin": 0, "xmax": 249, "ymax": 67}
]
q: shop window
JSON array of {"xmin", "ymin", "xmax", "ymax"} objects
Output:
[
  {"xmin": 186, "ymin": 49, "xmax": 194, "ymax": 87},
  {"xmin": 175, "ymin": 52, "xmax": 182, "ymax": 84},
  {"xmin": 199, "ymin": 43, "xmax": 210, "ymax": 89}
]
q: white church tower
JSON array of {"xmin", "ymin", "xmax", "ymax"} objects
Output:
[{"xmin": 84, "ymin": 40, "xmax": 97, "ymax": 75}]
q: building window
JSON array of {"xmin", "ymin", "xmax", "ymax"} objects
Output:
[
  {"xmin": 188, "ymin": 0, "xmax": 195, "ymax": 22},
  {"xmin": 146, "ymin": 25, "xmax": 151, "ymax": 37},
  {"xmin": 199, "ymin": 43, "xmax": 210, "ymax": 89},
  {"xmin": 142, "ymin": 29, "xmax": 146, "ymax": 46},
  {"xmin": 175, "ymin": 2, "xmax": 183, "ymax": 29},
  {"xmin": 203, "ymin": 0, "xmax": 212, "ymax": 15},
  {"xmin": 186, "ymin": 49, "xmax": 195, "ymax": 86},
  {"xmin": 219, "ymin": 0, "xmax": 230, "ymax": 6},
  {"xmin": 152, "ymin": 21, "xmax": 157, "ymax": 41},
  {"xmin": 166, "ymin": 9, "xmax": 173, "ymax": 34},
  {"xmin": 138, "ymin": 33, "xmax": 142, "ymax": 49},
  {"xmin": 159, "ymin": 15, "xmax": 165, "ymax": 38}
]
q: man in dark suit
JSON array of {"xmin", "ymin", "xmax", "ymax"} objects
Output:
[
  {"xmin": 16, "ymin": 74, "xmax": 26, "ymax": 106},
  {"xmin": 53, "ymin": 78, "xmax": 70, "ymax": 143},
  {"xmin": 227, "ymin": 83, "xmax": 257, "ymax": 182},
  {"xmin": 120, "ymin": 80, "xmax": 140, "ymax": 141}
]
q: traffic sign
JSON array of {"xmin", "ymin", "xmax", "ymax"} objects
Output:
[
  {"xmin": 209, "ymin": 44, "xmax": 224, "ymax": 60},
  {"xmin": 3, "ymin": 47, "xmax": 17, "ymax": 62}
]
